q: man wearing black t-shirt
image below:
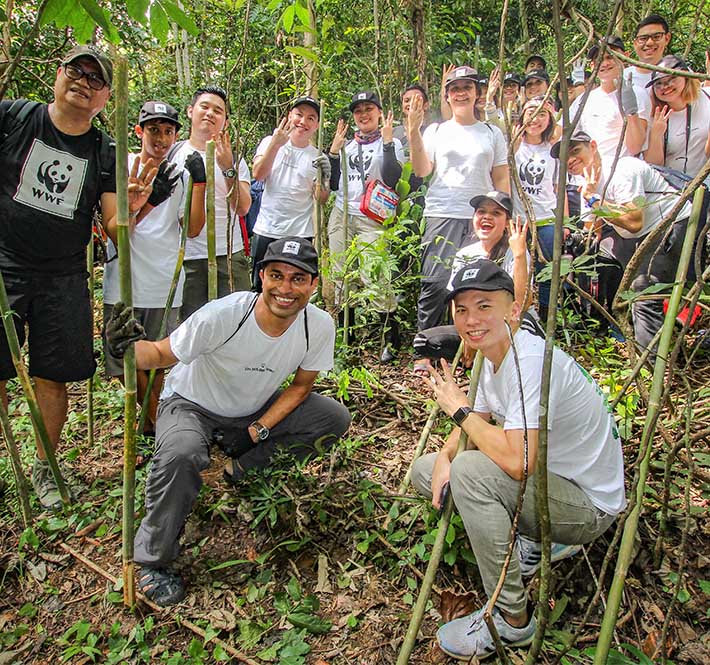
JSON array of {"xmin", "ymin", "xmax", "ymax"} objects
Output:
[{"xmin": 0, "ymin": 45, "xmax": 154, "ymax": 509}]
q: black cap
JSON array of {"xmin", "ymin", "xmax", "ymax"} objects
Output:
[
  {"xmin": 525, "ymin": 54, "xmax": 547, "ymax": 71},
  {"xmin": 349, "ymin": 91, "xmax": 382, "ymax": 112},
  {"xmin": 588, "ymin": 36, "xmax": 625, "ymax": 60},
  {"xmin": 138, "ymin": 101, "xmax": 181, "ymax": 129},
  {"xmin": 470, "ymin": 191, "xmax": 513, "ymax": 216},
  {"xmin": 646, "ymin": 54, "xmax": 690, "ymax": 88},
  {"xmin": 291, "ymin": 95, "xmax": 321, "ymax": 116},
  {"xmin": 503, "ymin": 72, "xmax": 524, "ymax": 86},
  {"xmin": 447, "ymin": 259, "xmax": 515, "ymax": 300},
  {"xmin": 62, "ymin": 45, "xmax": 113, "ymax": 87},
  {"xmin": 258, "ymin": 237, "xmax": 319, "ymax": 275},
  {"xmin": 445, "ymin": 65, "xmax": 479, "ymax": 87},
  {"xmin": 550, "ymin": 128, "xmax": 593, "ymax": 159},
  {"xmin": 524, "ymin": 69, "xmax": 550, "ymax": 85}
]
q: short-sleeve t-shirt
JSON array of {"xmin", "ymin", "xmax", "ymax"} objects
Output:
[
  {"xmin": 334, "ymin": 136, "xmax": 405, "ymax": 212},
  {"xmin": 513, "ymin": 141, "xmax": 559, "ymax": 221},
  {"xmin": 252, "ymin": 136, "xmax": 320, "ymax": 238},
  {"xmin": 0, "ymin": 101, "xmax": 116, "ymax": 275},
  {"xmin": 170, "ymin": 141, "xmax": 250, "ymax": 260},
  {"xmin": 162, "ymin": 291, "xmax": 335, "ymax": 417},
  {"xmin": 422, "ymin": 119, "xmax": 508, "ymax": 219},
  {"xmin": 657, "ymin": 91, "xmax": 710, "ymax": 177},
  {"xmin": 474, "ymin": 329, "xmax": 626, "ymax": 515},
  {"xmin": 103, "ymin": 153, "xmax": 187, "ymax": 308}
]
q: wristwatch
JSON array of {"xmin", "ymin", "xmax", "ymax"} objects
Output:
[
  {"xmin": 452, "ymin": 406, "xmax": 473, "ymax": 426},
  {"xmin": 222, "ymin": 166, "xmax": 237, "ymax": 179},
  {"xmin": 585, "ymin": 194, "xmax": 601, "ymax": 207},
  {"xmin": 250, "ymin": 420, "xmax": 269, "ymax": 441}
]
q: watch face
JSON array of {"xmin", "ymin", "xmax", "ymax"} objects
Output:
[{"xmin": 223, "ymin": 167, "xmax": 236, "ymax": 178}]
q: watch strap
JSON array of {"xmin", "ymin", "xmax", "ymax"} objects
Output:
[{"xmin": 452, "ymin": 406, "xmax": 473, "ymax": 426}]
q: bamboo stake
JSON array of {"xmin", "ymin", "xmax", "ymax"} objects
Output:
[
  {"xmin": 395, "ymin": 353, "xmax": 483, "ymax": 665},
  {"xmin": 114, "ymin": 57, "xmax": 137, "ymax": 609},
  {"xmin": 86, "ymin": 233, "xmax": 95, "ymax": 449},
  {"xmin": 0, "ymin": 275, "xmax": 69, "ymax": 505},
  {"xmin": 205, "ymin": 140, "xmax": 217, "ymax": 301},
  {"xmin": 340, "ymin": 145, "xmax": 350, "ymax": 346},
  {"xmin": 314, "ymin": 100, "xmax": 326, "ymax": 257},
  {"xmin": 136, "ymin": 177, "xmax": 193, "ymax": 434},
  {"xmin": 0, "ymin": 399, "xmax": 31, "ymax": 526},
  {"xmin": 593, "ymin": 187, "xmax": 704, "ymax": 664}
]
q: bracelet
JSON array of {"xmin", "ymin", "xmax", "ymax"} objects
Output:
[
  {"xmin": 128, "ymin": 210, "xmax": 139, "ymax": 219},
  {"xmin": 328, "ymin": 152, "xmax": 340, "ymax": 159},
  {"xmin": 585, "ymin": 194, "xmax": 601, "ymax": 207}
]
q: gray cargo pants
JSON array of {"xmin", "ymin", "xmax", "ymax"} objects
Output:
[
  {"xmin": 134, "ymin": 392, "xmax": 351, "ymax": 567},
  {"xmin": 411, "ymin": 451, "xmax": 616, "ymax": 616}
]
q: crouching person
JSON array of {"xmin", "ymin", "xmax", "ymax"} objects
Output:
[
  {"xmin": 106, "ymin": 237, "xmax": 351, "ymax": 606},
  {"xmin": 411, "ymin": 259, "xmax": 626, "ymax": 661}
]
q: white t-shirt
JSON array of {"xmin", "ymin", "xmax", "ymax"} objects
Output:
[
  {"xmin": 513, "ymin": 141, "xmax": 559, "ymax": 221},
  {"xmin": 449, "ymin": 241, "xmax": 521, "ymax": 288},
  {"xmin": 423, "ymin": 120, "xmax": 508, "ymax": 218},
  {"xmin": 657, "ymin": 91, "xmax": 710, "ymax": 177},
  {"xmin": 104, "ymin": 153, "xmax": 186, "ymax": 307},
  {"xmin": 474, "ymin": 329, "xmax": 626, "ymax": 515},
  {"xmin": 162, "ymin": 291, "xmax": 335, "ymax": 417},
  {"xmin": 334, "ymin": 136, "xmax": 405, "ymax": 213},
  {"xmin": 252, "ymin": 136, "xmax": 320, "ymax": 238},
  {"xmin": 624, "ymin": 66, "xmax": 652, "ymax": 109},
  {"xmin": 597, "ymin": 156, "xmax": 693, "ymax": 238},
  {"xmin": 573, "ymin": 85, "xmax": 651, "ymax": 165},
  {"xmin": 170, "ymin": 141, "xmax": 251, "ymax": 260}
]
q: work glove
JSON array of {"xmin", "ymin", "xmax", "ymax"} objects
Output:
[
  {"xmin": 184, "ymin": 151, "xmax": 207, "ymax": 184},
  {"xmin": 620, "ymin": 73, "xmax": 639, "ymax": 116},
  {"xmin": 105, "ymin": 302, "xmax": 146, "ymax": 359},
  {"xmin": 147, "ymin": 161, "xmax": 180, "ymax": 207},
  {"xmin": 571, "ymin": 58, "xmax": 586, "ymax": 86},
  {"xmin": 312, "ymin": 153, "xmax": 331, "ymax": 188}
]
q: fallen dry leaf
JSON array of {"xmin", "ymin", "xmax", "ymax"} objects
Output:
[{"xmin": 439, "ymin": 589, "xmax": 478, "ymax": 623}]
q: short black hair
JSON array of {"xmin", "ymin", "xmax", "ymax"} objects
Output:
[
  {"xmin": 402, "ymin": 83, "xmax": 428, "ymax": 102},
  {"xmin": 190, "ymin": 85, "xmax": 230, "ymax": 113},
  {"xmin": 635, "ymin": 13, "xmax": 669, "ymax": 36}
]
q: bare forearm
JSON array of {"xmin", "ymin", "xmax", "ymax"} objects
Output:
[
  {"xmin": 257, "ymin": 383, "xmax": 311, "ymax": 431},
  {"xmin": 644, "ymin": 130, "xmax": 665, "ymax": 166},
  {"xmin": 409, "ymin": 129, "xmax": 432, "ymax": 178},
  {"xmin": 252, "ymin": 147, "xmax": 279, "ymax": 182},
  {"xmin": 230, "ymin": 180, "xmax": 251, "ymax": 216},
  {"xmin": 188, "ymin": 183, "xmax": 206, "ymax": 237},
  {"xmin": 460, "ymin": 414, "xmax": 525, "ymax": 478},
  {"xmin": 134, "ymin": 339, "xmax": 177, "ymax": 371}
]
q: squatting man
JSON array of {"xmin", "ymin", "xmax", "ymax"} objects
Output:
[
  {"xmin": 411, "ymin": 259, "xmax": 626, "ymax": 661},
  {"xmin": 106, "ymin": 238, "xmax": 351, "ymax": 606}
]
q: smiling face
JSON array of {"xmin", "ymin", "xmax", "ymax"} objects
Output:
[
  {"xmin": 402, "ymin": 89, "xmax": 427, "ymax": 116},
  {"xmin": 472, "ymin": 199, "xmax": 509, "ymax": 247},
  {"xmin": 633, "ymin": 23, "xmax": 670, "ymax": 66},
  {"xmin": 522, "ymin": 105, "xmax": 551, "ymax": 139},
  {"xmin": 187, "ymin": 93, "xmax": 227, "ymax": 139},
  {"xmin": 503, "ymin": 82, "xmax": 520, "ymax": 103},
  {"xmin": 259, "ymin": 261, "xmax": 318, "ymax": 321},
  {"xmin": 524, "ymin": 77, "xmax": 548, "ymax": 100},
  {"xmin": 446, "ymin": 80, "xmax": 478, "ymax": 115},
  {"xmin": 651, "ymin": 74, "xmax": 685, "ymax": 105},
  {"xmin": 136, "ymin": 119, "xmax": 178, "ymax": 162},
  {"xmin": 597, "ymin": 49, "xmax": 624, "ymax": 83},
  {"xmin": 53, "ymin": 57, "xmax": 110, "ymax": 119},
  {"xmin": 352, "ymin": 102, "xmax": 381, "ymax": 134},
  {"xmin": 566, "ymin": 141, "xmax": 595, "ymax": 176},
  {"xmin": 288, "ymin": 104, "xmax": 319, "ymax": 145}
]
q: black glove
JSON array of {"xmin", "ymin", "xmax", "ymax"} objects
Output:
[
  {"xmin": 147, "ymin": 161, "xmax": 180, "ymax": 208},
  {"xmin": 184, "ymin": 151, "xmax": 207, "ymax": 184},
  {"xmin": 413, "ymin": 325, "xmax": 461, "ymax": 362},
  {"xmin": 213, "ymin": 427, "xmax": 253, "ymax": 458},
  {"xmin": 105, "ymin": 302, "xmax": 146, "ymax": 359}
]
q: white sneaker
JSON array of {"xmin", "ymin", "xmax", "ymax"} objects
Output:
[{"xmin": 516, "ymin": 533, "xmax": 583, "ymax": 576}]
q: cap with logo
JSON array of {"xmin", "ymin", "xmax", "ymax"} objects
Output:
[
  {"xmin": 349, "ymin": 91, "xmax": 382, "ymax": 112},
  {"xmin": 447, "ymin": 258, "xmax": 515, "ymax": 300},
  {"xmin": 503, "ymin": 72, "xmax": 524, "ymax": 87},
  {"xmin": 645, "ymin": 54, "xmax": 691, "ymax": 87},
  {"xmin": 62, "ymin": 45, "xmax": 113, "ymax": 87},
  {"xmin": 291, "ymin": 95, "xmax": 321, "ymax": 116},
  {"xmin": 138, "ymin": 101, "xmax": 181, "ymax": 129},
  {"xmin": 525, "ymin": 54, "xmax": 547, "ymax": 71},
  {"xmin": 445, "ymin": 65, "xmax": 479, "ymax": 88},
  {"xmin": 524, "ymin": 69, "xmax": 550, "ymax": 85},
  {"xmin": 550, "ymin": 128, "xmax": 593, "ymax": 159},
  {"xmin": 258, "ymin": 237, "xmax": 319, "ymax": 275},
  {"xmin": 469, "ymin": 191, "xmax": 513, "ymax": 216},
  {"xmin": 587, "ymin": 36, "xmax": 625, "ymax": 61}
]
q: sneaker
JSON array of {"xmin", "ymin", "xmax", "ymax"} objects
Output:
[
  {"xmin": 31, "ymin": 457, "xmax": 64, "ymax": 511},
  {"xmin": 437, "ymin": 605, "xmax": 536, "ymax": 661},
  {"xmin": 516, "ymin": 534, "xmax": 583, "ymax": 577}
]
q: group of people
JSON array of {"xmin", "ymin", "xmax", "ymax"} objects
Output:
[{"xmin": 0, "ymin": 11, "xmax": 707, "ymax": 660}]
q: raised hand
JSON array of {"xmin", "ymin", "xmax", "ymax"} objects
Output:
[
  {"xmin": 426, "ymin": 359, "xmax": 469, "ymax": 418},
  {"xmin": 571, "ymin": 58, "xmax": 586, "ymax": 85},
  {"xmin": 649, "ymin": 104, "xmax": 672, "ymax": 137},
  {"xmin": 127, "ymin": 157, "xmax": 157, "ymax": 214},
  {"xmin": 214, "ymin": 127, "xmax": 234, "ymax": 173},
  {"xmin": 382, "ymin": 109, "xmax": 394, "ymax": 143},
  {"xmin": 508, "ymin": 215, "xmax": 529, "ymax": 259},
  {"xmin": 272, "ymin": 116, "xmax": 293, "ymax": 148},
  {"xmin": 619, "ymin": 71, "xmax": 639, "ymax": 115},
  {"xmin": 407, "ymin": 94, "xmax": 425, "ymax": 136},
  {"xmin": 147, "ymin": 161, "xmax": 180, "ymax": 208},
  {"xmin": 487, "ymin": 66, "xmax": 500, "ymax": 103},
  {"xmin": 184, "ymin": 151, "xmax": 207, "ymax": 184},
  {"xmin": 581, "ymin": 159, "xmax": 601, "ymax": 201},
  {"xmin": 329, "ymin": 118, "xmax": 349, "ymax": 155}
]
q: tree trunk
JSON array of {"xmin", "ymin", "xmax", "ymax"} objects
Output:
[
  {"xmin": 409, "ymin": 0, "xmax": 426, "ymax": 84},
  {"xmin": 304, "ymin": 0, "xmax": 318, "ymax": 96}
]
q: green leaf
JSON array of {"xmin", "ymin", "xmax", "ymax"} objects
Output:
[
  {"xmin": 149, "ymin": 2, "xmax": 170, "ymax": 44},
  {"xmin": 549, "ymin": 594, "xmax": 569, "ymax": 625},
  {"xmin": 281, "ymin": 4, "xmax": 296, "ymax": 32},
  {"xmin": 445, "ymin": 523, "xmax": 456, "ymax": 546},
  {"xmin": 160, "ymin": 0, "xmax": 200, "ymax": 36},
  {"xmin": 699, "ymin": 579, "xmax": 710, "ymax": 595},
  {"xmin": 284, "ymin": 45, "xmax": 319, "ymax": 63},
  {"xmin": 293, "ymin": 1, "xmax": 310, "ymax": 26},
  {"xmin": 78, "ymin": 0, "xmax": 111, "ymax": 33},
  {"xmin": 287, "ymin": 611, "xmax": 332, "ymax": 634},
  {"xmin": 126, "ymin": 0, "xmax": 150, "ymax": 24}
]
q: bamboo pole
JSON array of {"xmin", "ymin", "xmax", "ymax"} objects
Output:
[
  {"xmin": 205, "ymin": 140, "xmax": 217, "ymax": 301},
  {"xmin": 340, "ymin": 145, "xmax": 350, "ymax": 346},
  {"xmin": 114, "ymin": 58, "xmax": 137, "ymax": 608},
  {"xmin": 86, "ymin": 233, "xmax": 95, "ymax": 449},
  {"xmin": 314, "ymin": 101, "xmax": 326, "ymax": 257},
  {"xmin": 396, "ymin": 353, "xmax": 483, "ymax": 665},
  {"xmin": 593, "ymin": 188, "xmax": 704, "ymax": 664},
  {"xmin": 136, "ymin": 177, "xmax": 193, "ymax": 435},
  {"xmin": 0, "ymin": 399, "xmax": 31, "ymax": 526}
]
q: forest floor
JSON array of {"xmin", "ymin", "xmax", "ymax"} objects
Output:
[{"xmin": 0, "ymin": 310, "xmax": 709, "ymax": 665}]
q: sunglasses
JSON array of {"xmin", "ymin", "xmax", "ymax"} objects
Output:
[{"xmin": 63, "ymin": 63, "xmax": 107, "ymax": 91}]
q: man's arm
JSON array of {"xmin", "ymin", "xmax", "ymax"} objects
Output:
[
  {"xmin": 187, "ymin": 183, "xmax": 207, "ymax": 237},
  {"xmin": 253, "ymin": 122, "xmax": 291, "ymax": 181},
  {"xmin": 491, "ymin": 164, "xmax": 511, "ymax": 194},
  {"xmin": 134, "ymin": 336, "xmax": 179, "ymax": 370},
  {"xmin": 408, "ymin": 95, "xmax": 433, "ymax": 178}
]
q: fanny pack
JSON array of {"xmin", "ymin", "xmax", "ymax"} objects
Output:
[{"xmin": 356, "ymin": 143, "xmax": 399, "ymax": 223}]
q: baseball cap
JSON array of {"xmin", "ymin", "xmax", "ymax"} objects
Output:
[
  {"xmin": 291, "ymin": 95, "xmax": 321, "ymax": 116},
  {"xmin": 587, "ymin": 36, "xmax": 625, "ymax": 60},
  {"xmin": 550, "ymin": 128, "xmax": 593, "ymax": 159},
  {"xmin": 258, "ymin": 237, "xmax": 319, "ymax": 275},
  {"xmin": 62, "ymin": 45, "xmax": 113, "ymax": 87},
  {"xmin": 525, "ymin": 54, "xmax": 547, "ymax": 70},
  {"xmin": 447, "ymin": 258, "xmax": 515, "ymax": 300},
  {"xmin": 646, "ymin": 54, "xmax": 691, "ymax": 87},
  {"xmin": 503, "ymin": 72, "xmax": 524, "ymax": 86},
  {"xmin": 524, "ymin": 69, "xmax": 550, "ymax": 85},
  {"xmin": 349, "ymin": 91, "xmax": 382, "ymax": 112},
  {"xmin": 445, "ymin": 66, "xmax": 479, "ymax": 87},
  {"xmin": 470, "ymin": 191, "xmax": 513, "ymax": 216},
  {"xmin": 138, "ymin": 101, "xmax": 181, "ymax": 129}
]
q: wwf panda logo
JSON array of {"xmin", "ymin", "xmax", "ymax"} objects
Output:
[
  {"xmin": 349, "ymin": 149, "xmax": 373, "ymax": 175},
  {"xmin": 519, "ymin": 154, "xmax": 546, "ymax": 186},
  {"xmin": 37, "ymin": 159, "xmax": 73, "ymax": 194}
]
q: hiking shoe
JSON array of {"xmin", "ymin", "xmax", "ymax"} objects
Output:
[
  {"xmin": 137, "ymin": 566, "xmax": 186, "ymax": 607},
  {"xmin": 516, "ymin": 533, "xmax": 583, "ymax": 577},
  {"xmin": 31, "ymin": 457, "xmax": 64, "ymax": 511},
  {"xmin": 437, "ymin": 605, "xmax": 536, "ymax": 661}
]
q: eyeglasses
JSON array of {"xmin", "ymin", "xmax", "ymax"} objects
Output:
[
  {"xmin": 63, "ymin": 63, "xmax": 107, "ymax": 90},
  {"xmin": 652, "ymin": 75, "xmax": 678, "ymax": 90},
  {"xmin": 634, "ymin": 31, "xmax": 667, "ymax": 44}
]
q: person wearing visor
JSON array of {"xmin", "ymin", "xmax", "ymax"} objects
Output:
[
  {"xmin": 105, "ymin": 237, "xmax": 351, "ymax": 606},
  {"xmin": 411, "ymin": 257, "xmax": 625, "ymax": 661}
]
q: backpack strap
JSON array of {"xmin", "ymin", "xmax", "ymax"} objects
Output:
[
  {"xmin": 0, "ymin": 99, "xmax": 41, "ymax": 145},
  {"xmin": 166, "ymin": 139, "xmax": 187, "ymax": 163}
]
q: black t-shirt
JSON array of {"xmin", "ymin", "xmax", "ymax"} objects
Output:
[{"xmin": 0, "ymin": 101, "xmax": 116, "ymax": 275}]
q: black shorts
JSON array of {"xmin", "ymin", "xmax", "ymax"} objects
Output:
[{"xmin": 0, "ymin": 271, "xmax": 95, "ymax": 382}]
